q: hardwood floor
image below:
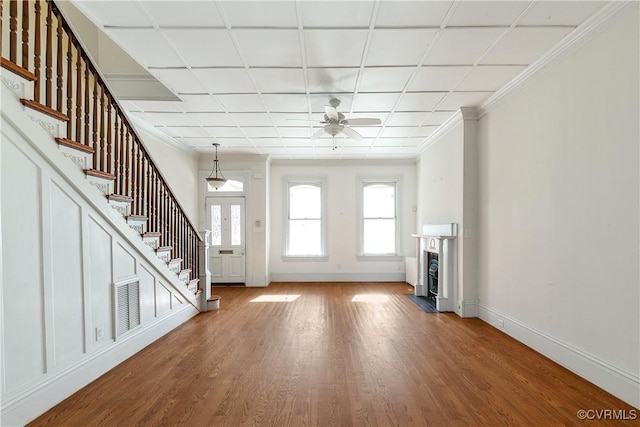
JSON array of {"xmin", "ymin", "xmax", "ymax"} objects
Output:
[{"xmin": 29, "ymin": 282, "xmax": 637, "ymax": 426}]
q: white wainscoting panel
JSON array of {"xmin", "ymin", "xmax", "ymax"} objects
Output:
[
  {"xmin": 88, "ymin": 216, "xmax": 115, "ymax": 347},
  {"xmin": 50, "ymin": 182, "xmax": 85, "ymax": 370},
  {"xmin": 1, "ymin": 138, "xmax": 47, "ymax": 395}
]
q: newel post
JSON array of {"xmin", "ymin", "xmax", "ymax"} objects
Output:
[{"xmin": 198, "ymin": 230, "xmax": 211, "ymax": 311}]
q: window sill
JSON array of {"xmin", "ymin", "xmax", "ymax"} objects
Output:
[{"xmin": 282, "ymin": 255, "xmax": 329, "ymax": 262}]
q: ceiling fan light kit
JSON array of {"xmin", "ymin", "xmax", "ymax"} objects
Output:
[{"xmin": 299, "ymin": 98, "xmax": 382, "ymax": 150}]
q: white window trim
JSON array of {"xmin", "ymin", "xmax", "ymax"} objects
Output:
[
  {"xmin": 283, "ymin": 176, "xmax": 328, "ymax": 261},
  {"xmin": 356, "ymin": 175, "xmax": 403, "ymax": 260}
]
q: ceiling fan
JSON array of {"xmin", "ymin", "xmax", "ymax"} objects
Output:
[{"xmin": 295, "ymin": 98, "xmax": 382, "ymax": 149}]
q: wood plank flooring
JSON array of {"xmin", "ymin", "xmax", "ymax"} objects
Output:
[{"xmin": 29, "ymin": 282, "xmax": 637, "ymax": 426}]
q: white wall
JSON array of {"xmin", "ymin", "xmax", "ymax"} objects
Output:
[
  {"xmin": 1, "ymin": 80, "xmax": 199, "ymax": 425},
  {"xmin": 475, "ymin": 9, "xmax": 639, "ymax": 406},
  {"xmin": 135, "ymin": 123, "xmax": 199, "ymax": 222},
  {"xmin": 269, "ymin": 160, "xmax": 417, "ymax": 282}
]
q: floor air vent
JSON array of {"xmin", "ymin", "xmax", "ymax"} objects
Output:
[{"xmin": 115, "ymin": 277, "xmax": 141, "ymax": 338}]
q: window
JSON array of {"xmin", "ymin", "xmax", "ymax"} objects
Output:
[
  {"xmin": 359, "ymin": 179, "xmax": 400, "ymax": 257},
  {"xmin": 285, "ymin": 179, "xmax": 326, "ymax": 258}
]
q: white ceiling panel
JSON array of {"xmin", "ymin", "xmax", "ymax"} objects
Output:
[
  {"xmin": 358, "ymin": 67, "xmax": 415, "ymax": 92},
  {"xmin": 150, "ymin": 68, "xmax": 207, "ymax": 94},
  {"xmin": 189, "ymin": 113, "xmax": 235, "ymax": 126},
  {"xmin": 375, "ymin": 1, "xmax": 453, "ymax": 27},
  {"xmin": 74, "ymin": 1, "xmax": 151, "ymax": 27},
  {"xmin": 229, "ymin": 113, "xmax": 273, "ymax": 127},
  {"xmin": 481, "ymin": 27, "xmax": 575, "ymax": 65},
  {"xmin": 215, "ymin": 94, "xmax": 265, "ymax": 112},
  {"xmin": 396, "ymin": 92, "xmax": 447, "ymax": 112},
  {"xmin": 307, "ymin": 68, "xmax": 359, "ymax": 94},
  {"xmin": 207, "ymin": 127, "xmax": 245, "ymax": 138},
  {"xmin": 177, "ymin": 95, "xmax": 225, "ymax": 112},
  {"xmin": 193, "ymin": 69, "xmax": 256, "ymax": 93},
  {"xmin": 425, "ymin": 28, "xmax": 507, "ymax": 65},
  {"xmin": 262, "ymin": 94, "xmax": 309, "ymax": 113},
  {"xmin": 162, "ymin": 126, "xmax": 213, "ymax": 138},
  {"xmin": 251, "ymin": 138, "xmax": 286, "ymax": 147},
  {"xmin": 386, "ymin": 112, "xmax": 430, "ymax": 127},
  {"xmin": 234, "ymin": 30, "xmax": 302, "ymax": 67},
  {"xmin": 243, "ymin": 127, "xmax": 280, "ymax": 138},
  {"xmin": 251, "ymin": 69, "xmax": 306, "ymax": 93},
  {"xmin": 105, "ymin": 29, "xmax": 185, "ymax": 68},
  {"xmin": 365, "ymin": 29, "xmax": 438, "ymax": 66},
  {"xmin": 278, "ymin": 128, "xmax": 313, "ymax": 138},
  {"xmin": 304, "ymin": 30, "xmax": 369, "ymax": 67},
  {"xmin": 424, "ymin": 111, "xmax": 457, "ymax": 126},
  {"xmin": 438, "ymin": 92, "xmax": 493, "ymax": 110},
  {"xmin": 374, "ymin": 138, "xmax": 407, "ymax": 147},
  {"xmin": 518, "ymin": 1, "xmax": 607, "ymax": 26},
  {"xmin": 447, "ymin": 1, "xmax": 530, "ymax": 27},
  {"xmin": 455, "ymin": 65, "xmax": 526, "ymax": 91},
  {"xmin": 407, "ymin": 66, "xmax": 471, "ymax": 91},
  {"xmin": 146, "ymin": 112, "xmax": 201, "ymax": 126},
  {"xmin": 141, "ymin": 1, "xmax": 225, "ymax": 27},
  {"xmin": 220, "ymin": 1, "xmax": 297, "ymax": 27},
  {"xmin": 77, "ymin": 0, "xmax": 607, "ymax": 160},
  {"xmin": 352, "ymin": 93, "xmax": 401, "ymax": 112},
  {"xmin": 163, "ymin": 30, "xmax": 242, "ymax": 68},
  {"xmin": 379, "ymin": 127, "xmax": 418, "ymax": 138},
  {"xmin": 300, "ymin": 1, "xmax": 374, "ymax": 28},
  {"xmin": 270, "ymin": 113, "xmax": 312, "ymax": 126}
]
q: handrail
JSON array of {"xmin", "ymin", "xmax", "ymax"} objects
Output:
[{"xmin": 1, "ymin": 0, "xmax": 202, "ymax": 281}]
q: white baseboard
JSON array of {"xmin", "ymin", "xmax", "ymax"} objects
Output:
[
  {"xmin": 269, "ymin": 272, "xmax": 407, "ymax": 283},
  {"xmin": 1, "ymin": 305, "xmax": 199, "ymax": 426},
  {"xmin": 458, "ymin": 299, "xmax": 478, "ymax": 318},
  {"xmin": 477, "ymin": 303, "xmax": 640, "ymax": 408}
]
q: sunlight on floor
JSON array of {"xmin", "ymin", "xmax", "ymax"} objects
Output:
[
  {"xmin": 250, "ymin": 295, "xmax": 300, "ymax": 302},
  {"xmin": 351, "ymin": 294, "xmax": 389, "ymax": 303}
]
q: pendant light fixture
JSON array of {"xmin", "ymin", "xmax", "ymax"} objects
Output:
[{"xmin": 206, "ymin": 142, "xmax": 226, "ymax": 190}]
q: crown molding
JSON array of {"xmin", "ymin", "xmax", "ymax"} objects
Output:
[{"xmin": 477, "ymin": 1, "xmax": 638, "ymax": 119}]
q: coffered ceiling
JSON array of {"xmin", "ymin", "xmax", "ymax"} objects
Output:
[{"xmin": 70, "ymin": 0, "xmax": 608, "ymax": 160}]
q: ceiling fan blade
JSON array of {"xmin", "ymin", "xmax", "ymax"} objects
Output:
[
  {"xmin": 343, "ymin": 118, "xmax": 381, "ymax": 126},
  {"xmin": 311, "ymin": 128, "xmax": 326, "ymax": 140},
  {"xmin": 325, "ymin": 105, "xmax": 339, "ymax": 121},
  {"xmin": 342, "ymin": 126, "xmax": 363, "ymax": 140}
]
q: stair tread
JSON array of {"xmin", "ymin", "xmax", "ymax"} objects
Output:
[
  {"xmin": 156, "ymin": 246, "xmax": 172, "ymax": 252},
  {"xmin": 126, "ymin": 215, "xmax": 148, "ymax": 221},
  {"xmin": 84, "ymin": 169, "xmax": 116, "ymax": 180},
  {"xmin": 143, "ymin": 231, "xmax": 162, "ymax": 238},
  {"xmin": 55, "ymin": 137, "xmax": 95, "ymax": 154},
  {"xmin": 1, "ymin": 58, "xmax": 37, "ymax": 81},
  {"xmin": 179, "ymin": 269, "xmax": 192, "ymax": 274},
  {"xmin": 189, "ymin": 278, "xmax": 200, "ymax": 283},
  {"xmin": 168, "ymin": 258, "xmax": 182, "ymax": 263},
  {"xmin": 21, "ymin": 99, "xmax": 70, "ymax": 122},
  {"xmin": 108, "ymin": 194, "xmax": 133, "ymax": 203}
]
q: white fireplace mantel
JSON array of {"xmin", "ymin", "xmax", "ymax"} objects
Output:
[{"xmin": 411, "ymin": 223, "xmax": 457, "ymax": 312}]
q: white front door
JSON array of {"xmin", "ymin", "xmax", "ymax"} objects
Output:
[{"xmin": 206, "ymin": 197, "xmax": 245, "ymax": 283}]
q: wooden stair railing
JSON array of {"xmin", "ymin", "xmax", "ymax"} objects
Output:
[{"xmin": 1, "ymin": 0, "xmax": 202, "ymax": 284}]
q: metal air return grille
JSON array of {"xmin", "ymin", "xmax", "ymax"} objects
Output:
[{"xmin": 115, "ymin": 277, "xmax": 141, "ymax": 337}]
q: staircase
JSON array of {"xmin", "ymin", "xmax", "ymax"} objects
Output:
[{"xmin": 1, "ymin": 0, "xmax": 202, "ymax": 297}]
